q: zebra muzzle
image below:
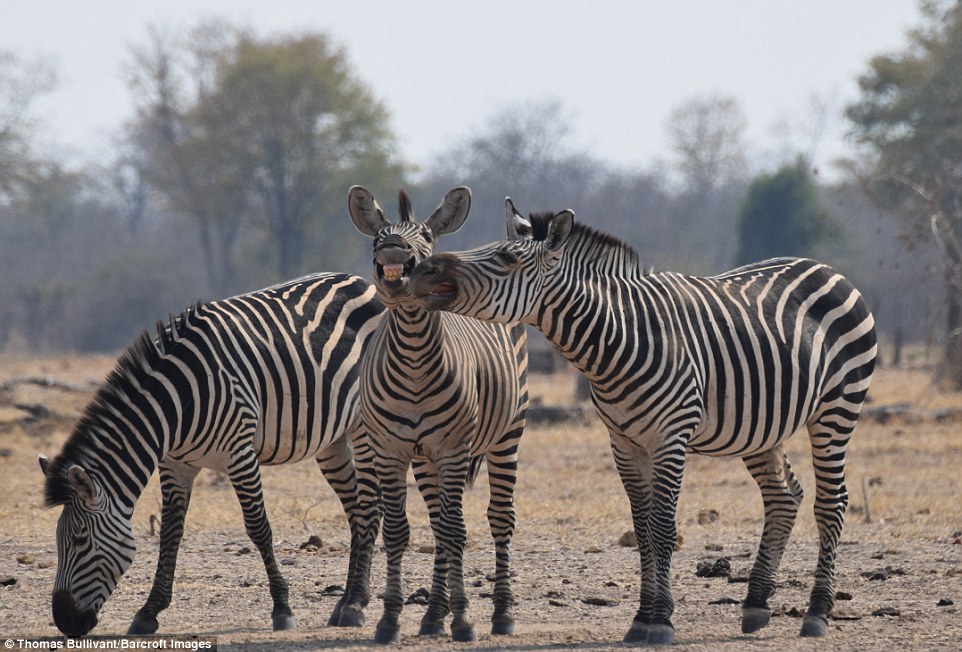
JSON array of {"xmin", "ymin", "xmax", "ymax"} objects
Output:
[{"xmin": 52, "ymin": 589, "xmax": 99, "ymax": 636}]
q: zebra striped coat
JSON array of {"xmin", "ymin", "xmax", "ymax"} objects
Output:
[
  {"xmin": 39, "ymin": 272, "xmax": 383, "ymax": 637},
  {"xmin": 347, "ymin": 187, "xmax": 529, "ymax": 644},
  {"xmin": 410, "ymin": 202, "xmax": 877, "ymax": 645}
]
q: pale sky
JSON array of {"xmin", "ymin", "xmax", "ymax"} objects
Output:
[{"xmin": 1, "ymin": 0, "xmax": 923, "ymax": 178}]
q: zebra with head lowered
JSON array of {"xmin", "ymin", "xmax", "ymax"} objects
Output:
[
  {"xmin": 347, "ymin": 186, "xmax": 528, "ymax": 644},
  {"xmin": 409, "ymin": 201, "xmax": 877, "ymax": 645},
  {"xmin": 39, "ymin": 272, "xmax": 384, "ymax": 637}
]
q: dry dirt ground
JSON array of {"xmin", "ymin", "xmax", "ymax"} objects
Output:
[{"xmin": 0, "ymin": 355, "xmax": 960, "ymax": 651}]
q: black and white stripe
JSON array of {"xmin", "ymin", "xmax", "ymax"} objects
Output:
[
  {"xmin": 347, "ymin": 187, "xmax": 529, "ymax": 644},
  {"xmin": 410, "ymin": 200, "xmax": 877, "ymax": 645},
  {"xmin": 40, "ymin": 272, "xmax": 384, "ymax": 636}
]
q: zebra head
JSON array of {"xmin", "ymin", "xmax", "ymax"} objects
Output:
[
  {"xmin": 410, "ymin": 198, "xmax": 574, "ymax": 324},
  {"xmin": 348, "ymin": 185, "xmax": 471, "ymax": 308},
  {"xmin": 39, "ymin": 454, "xmax": 136, "ymax": 636}
]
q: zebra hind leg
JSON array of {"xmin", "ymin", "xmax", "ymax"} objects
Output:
[
  {"xmin": 228, "ymin": 450, "xmax": 295, "ymax": 631},
  {"xmin": 128, "ymin": 461, "xmax": 200, "ymax": 635},
  {"xmin": 740, "ymin": 446, "xmax": 803, "ymax": 634},
  {"xmin": 413, "ymin": 460, "xmax": 450, "ymax": 636},
  {"xmin": 800, "ymin": 412, "xmax": 856, "ymax": 637}
]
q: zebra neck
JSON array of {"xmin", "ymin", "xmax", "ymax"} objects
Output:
[
  {"xmin": 383, "ymin": 304, "xmax": 447, "ymax": 381},
  {"xmin": 74, "ymin": 426, "xmax": 166, "ymax": 518},
  {"xmin": 533, "ymin": 271, "xmax": 652, "ymax": 387}
]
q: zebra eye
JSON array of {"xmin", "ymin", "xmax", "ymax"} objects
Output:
[
  {"xmin": 497, "ymin": 251, "xmax": 520, "ymax": 266},
  {"xmin": 72, "ymin": 533, "xmax": 87, "ymax": 547},
  {"xmin": 422, "ymin": 228, "xmax": 434, "ymax": 243}
]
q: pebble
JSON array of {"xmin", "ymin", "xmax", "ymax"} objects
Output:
[
  {"xmin": 581, "ymin": 596, "xmax": 619, "ymax": 606},
  {"xmin": 696, "ymin": 558, "xmax": 731, "ymax": 578}
]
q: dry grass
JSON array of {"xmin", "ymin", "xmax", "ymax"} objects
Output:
[{"xmin": 1, "ymin": 355, "xmax": 960, "ymax": 650}]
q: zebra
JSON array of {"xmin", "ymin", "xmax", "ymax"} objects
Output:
[
  {"xmin": 38, "ymin": 272, "xmax": 384, "ymax": 637},
  {"xmin": 347, "ymin": 186, "xmax": 529, "ymax": 644},
  {"xmin": 409, "ymin": 200, "xmax": 877, "ymax": 645}
]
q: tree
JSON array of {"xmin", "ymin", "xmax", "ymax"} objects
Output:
[
  {"xmin": 665, "ymin": 94, "xmax": 749, "ymax": 272},
  {"xmin": 421, "ymin": 99, "xmax": 606, "ymax": 248},
  {"xmin": 736, "ymin": 159, "xmax": 836, "ymax": 265},
  {"xmin": 667, "ymin": 93, "xmax": 748, "ymax": 193},
  {"xmin": 126, "ymin": 23, "xmax": 404, "ymax": 289},
  {"xmin": 0, "ymin": 51, "xmax": 56, "ymax": 202},
  {"xmin": 846, "ymin": 0, "xmax": 962, "ymax": 386}
]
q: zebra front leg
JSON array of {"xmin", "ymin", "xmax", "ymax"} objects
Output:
[
  {"xmin": 485, "ymin": 437, "xmax": 521, "ymax": 635},
  {"xmin": 438, "ymin": 456, "xmax": 476, "ymax": 643},
  {"xmin": 374, "ymin": 457, "xmax": 411, "ymax": 644},
  {"xmin": 610, "ymin": 432, "xmax": 655, "ymax": 644},
  {"xmin": 128, "ymin": 460, "xmax": 200, "ymax": 635},
  {"xmin": 741, "ymin": 447, "xmax": 803, "ymax": 634},
  {"xmin": 641, "ymin": 436, "xmax": 688, "ymax": 645},
  {"xmin": 228, "ymin": 450, "xmax": 294, "ymax": 631},
  {"xmin": 315, "ymin": 432, "xmax": 364, "ymax": 627},
  {"xmin": 412, "ymin": 459, "xmax": 450, "ymax": 636},
  {"xmin": 800, "ymin": 416, "xmax": 854, "ymax": 637}
]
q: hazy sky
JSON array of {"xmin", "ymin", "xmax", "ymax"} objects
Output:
[{"xmin": 2, "ymin": 0, "xmax": 923, "ymax": 178}]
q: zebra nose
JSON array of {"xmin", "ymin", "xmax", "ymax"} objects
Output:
[{"xmin": 53, "ymin": 589, "xmax": 98, "ymax": 636}]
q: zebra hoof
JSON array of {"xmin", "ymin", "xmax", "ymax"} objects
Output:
[
  {"xmin": 417, "ymin": 618, "xmax": 446, "ymax": 636},
  {"xmin": 374, "ymin": 619, "xmax": 400, "ymax": 645},
  {"xmin": 741, "ymin": 606, "xmax": 772, "ymax": 633},
  {"xmin": 622, "ymin": 620, "xmax": 648, "ymax": 643},
  {"xmin": 646, "ymin": 624, "xmax": 675, "ymax": 645},
  {"xmin": 491, "ymin": 618, "xmax": 515, "ymax": 636},
  {"xmin": 799, "ymin": 613, "xmax": 830, "ymax": 637},
  {"xmin": 127, "ymin": 615, "xmax": 159, "ymax": 636},
  {"xmin": 337, "ymin": 604, "xmax": 366, "ymax": 628},
  {"xmin": 272, "ymin": 613, "xmax": 296, "ymax": 631},
  {"xmin": 451, "ymin": 622, "xmax": 477, "ymax": 642}
]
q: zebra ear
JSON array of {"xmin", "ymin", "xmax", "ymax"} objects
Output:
[
  {"xmin": 348, "ymin": 186, "xmax": 391, "ymax": 236},
  {"xmin": 67, "ymin": 465, "xmax": 100, "ymax": 506},
  {"xmin": 39, "ymin": 454, "xmax": 51, "ymax": 476},
  {"xmin": 505, "ymin": 198, "xmax": 533, "ymax": 240},
  {"xmin": 426, "ymin": 186, "xmax": 471, "ymax": 236},
  {"xmin": 546, "ymin": 210, "xmax": 574, "ymax": 254}
]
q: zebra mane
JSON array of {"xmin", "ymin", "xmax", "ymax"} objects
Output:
[
  {"xmin": 527, "ymin": 212, "xmax": 643, "ymax": 276},
  {"xmin": 43, "ymin": 303, "xmax": 203, "ymax": 507}
]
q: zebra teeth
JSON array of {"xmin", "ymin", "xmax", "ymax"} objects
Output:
[{"xmin": 382, "ymin": 264, "xmax": 405, "ymax": 282}]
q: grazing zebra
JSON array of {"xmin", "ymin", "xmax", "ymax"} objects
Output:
[
  {"xmin": 347, "ymin": 186, "xmax": 529, "ymax": 644},
  {"xmin": 409, "ymin": 200, "xmax": 877, "ymax": 645},
  {"xmin": 39, "ymin": 272, "xmax": 384, "ymax": 637}
]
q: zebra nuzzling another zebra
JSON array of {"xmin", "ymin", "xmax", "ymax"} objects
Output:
[
  {"xmin": 347, "ymin": 186, "xmax": 529, "ymax": 644},
  {"xmin": 409, "ymin": 200, "xmax": 877, "ymax": 645},
  {"xmin": 39, "ymin": 272, "xmax": 384, "ymax": 637}
]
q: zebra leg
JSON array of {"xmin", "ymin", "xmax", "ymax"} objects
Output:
[
  {"xmin": 741, "ymin": 446, "xmax": 804, "ymax": 634},
  {"xmin": 374, "ymin": 456, "xmax": 411, "ymax": 645},
  {"xmin": 228, "ymin": 450, "xmax": 295, "ymax": 631},
  {"xmin": 315, "ymin": 433, "xmax": 364, "ymax": 627},
  {"xmin": 610, "ymin": 432, "xmax": 656, "ymax": 644},
  {"xmin": 644, "ymin": 437, "xmax": 688, "ymax": 645},
  {"xmin": 485, "ymin": 434, "xmax": 522, "ymax": 635},
  {"xmin": 128, "ymin": 460, "xmax": 200, "ymax": 635},
  {"xmin": 335, "ymin": 428, "xmax": 381, "ymax": 628},
  {"xmin": 438, "ymin": 456, "xmax": 476, "ymax": 643},
  {"xmin": 800, "ymin": 414, "xmax": 854, "ymax": 637},
  {"xmin": 412, "ymin": 459, "xmax": 450, "ymax": 636}
]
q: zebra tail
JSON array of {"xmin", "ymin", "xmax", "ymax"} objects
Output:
[{"xmin": 465, "ymin": 454, "xmax": 485, "ymax": 489}]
